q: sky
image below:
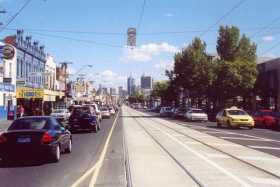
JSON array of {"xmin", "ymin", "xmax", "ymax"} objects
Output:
[{"xmin": 0, "ymin": 0, "xmax": 280, "ymax": 89}]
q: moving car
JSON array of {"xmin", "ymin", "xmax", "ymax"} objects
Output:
[
  {"xmin": 252, "ymin": 109, "xmax": 278, "ymax": 129},
  {"xmin": 216, "ymin": 106, "xmax": 254, "ymax": 129},
  {"xmin": 159, "ymin": 107, "xmax": 174, "ymax": 117},
  {"xmin": 100, "ymin": 107, "xmax": 111, "ymax": 119},
  {"xmin": 50, "ymin": 108, "xmax": 70, "ymax": 121},
  {"xmin": 0, "ymin": 116, "xmax": 72, "ymax": 163},
  {"xmin": 185, "ymin": 108, "xmax": 208, "ymax": 122},
  {"xmin": 84, "ymin": 103, "xmax": 102, "ymax": 123},
  {"xmin": 109, "ymin": 107, "xmax": 116, "ymax": 116},
  {"xmin": 68, "ymin": 106, "xmax": 100, "ymax": 132}
]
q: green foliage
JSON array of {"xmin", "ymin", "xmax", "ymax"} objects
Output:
[{"xmin": 128, "ymin": 91, "xmax": 146, "ymax": 103}]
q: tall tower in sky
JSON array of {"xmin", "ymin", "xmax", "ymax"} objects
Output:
[{"xmin": 127, "ymin": 75, "xmax": 135, "ymax": 96}]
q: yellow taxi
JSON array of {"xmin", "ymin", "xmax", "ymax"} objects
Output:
[{"xmin": 216, "ymin": 106, "xmax": 254, "ymax": 129}]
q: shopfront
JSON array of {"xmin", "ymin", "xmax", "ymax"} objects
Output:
[{"xmin": 16, "ymin": 87, "xmax": 44, "ymax": 116}]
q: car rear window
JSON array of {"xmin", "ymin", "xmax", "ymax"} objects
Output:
[
  {"xmin": 73, "ymin": 107, "xmax": 90, "ymax": 114},
  {"xmin": 192, "ymin": 109, "xmax": 203, "ymax": 113},
  {"xmin": 9, "ymin": 118, "xmax": 49, "ymax": 130},
  {"xmin": 227, "ymin": 110, "xmax": 247, "ymax": 115}
]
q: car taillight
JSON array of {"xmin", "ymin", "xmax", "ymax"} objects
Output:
[
  {"xmin": 41, "ymin": 132, "xmax": 53, "ymax": 144},
  {"xmin": 0, "ymin": 134, "xmax": 7, "ymax": 144}
]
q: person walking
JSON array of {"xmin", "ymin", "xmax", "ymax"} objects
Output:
[{"xmin": 19, "ymin": 105, "xmax": 25, "ymax": 117}]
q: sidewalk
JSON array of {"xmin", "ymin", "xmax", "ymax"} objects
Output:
[{"xmin": 0, "ymin": 120, "xmax": 12, "ymax": 132}]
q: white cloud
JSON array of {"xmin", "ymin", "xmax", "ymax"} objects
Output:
[
  {"xmin": 164, "ymin": 13, "xmax": 174, "ymax": 17},
  {"xmin": 99, "ymin": 70, "xmax": 127, "ymax": 87},
  {"xmin": 154, "ymin": 60, "xmax": 174, "ymax": 71},
  {"xmin": 121, "ymin": 42, "xmax": 179, "ymax": 62},
  {"xmin": 262, "ymin": 36, "xmax": 275, "ymax": 42}
]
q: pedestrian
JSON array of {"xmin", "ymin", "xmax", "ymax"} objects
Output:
[{"xmin": 19, "ymin": 105, "xmax": 24, "ymax": 117}]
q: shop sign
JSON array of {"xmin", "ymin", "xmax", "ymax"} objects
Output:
[
  {"xmin": 0, "ymin": 83, "xmax": 15, "ymax": 92},
  {"xmin": 16, "ymin": 87, "xmax": 44, "ymax": 99}
]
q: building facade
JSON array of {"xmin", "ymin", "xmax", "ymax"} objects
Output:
[
  {"xmin": 127, "ymin": 76, "xmax": 135, "ymax": 96},
  {"xmin": 140, "ymin": 75, "xmax": 152, "ymax": 89},
  {"xmin": 4, "ymin": 30, "xmax": 46, "ymax": 116},
  {"xmin": 0, "ymin": 44, "xmax": 17, "ymax": 120},
  {"xmin": 255, "ymin": 58, "xmax": 280, "ymax": 111}
]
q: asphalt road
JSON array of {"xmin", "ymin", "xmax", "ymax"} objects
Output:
[{"xmin": 0, "ymin": 116, "xmax": 117, "ymax": 187}]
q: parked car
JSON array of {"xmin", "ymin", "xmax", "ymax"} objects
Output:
[
  {"xmin": 185, "ymin": 108, "xmax": 208, "ymax": 122},
  {"xmin": 0, "ymin": 116, "xmax": 72, "ymax": 163},
  {"xmin": 68, "ymin": 106, "xmax": 100, "ymax": 132},
  {"xmin": 159, "ymin": 107, "xmax": 174, "ymax": 117},
  {"xmin": 173, "ymin": 107, "xmax": 187, "ymax": 119},
  {"xmin": 252, "ymin": 109, "xmax": 278, "ymax": 129},
  {"xmin": 100, "ymin": 107, "xmax": 111, "ymax": 119},
  {"xmin": 216, "ymin": 106, "xmax": 254, "ymax": 129},
  {"xmin": 50, "ymin": 109, "xmax": 70, "ymax": 121}
]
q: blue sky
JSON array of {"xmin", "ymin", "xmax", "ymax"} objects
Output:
[{"xmin": 1, "ymin": 0, "xmax": 280, "ymax": 88}]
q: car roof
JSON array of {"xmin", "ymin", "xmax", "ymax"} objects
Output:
[{"xmin": 17, "ymin": 116, "xmax": 53, "ymax": 120}]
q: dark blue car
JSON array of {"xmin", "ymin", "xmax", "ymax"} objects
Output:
[
  {"xmin": 0, "ymin": 116, "xmax": 72, "ymax": 164},
  {"xmin": 68, "ymin": 105, "xmax": 100, "ymax": 132}
]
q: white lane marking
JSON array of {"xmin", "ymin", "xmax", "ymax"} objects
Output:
[
  {"xmin": 248, "ymin": 177, "xmax": 280, "ymax": 186},
  {"xmin": 238, "ymin": 156, "xmax": 280, "ymax": 162},
  {"xmin": 207, "ymin": 153, "xmax": 231, "ymax": 159},
  {"xmin": 248, "ymin": 145, "xmax": 280, "ymax": 151},
  {"xmin": 177, "ymin": 122, "xmax": 280, "ymax": 143},
  {"xmin": 208, "ymin": 143, "xmax": 243, "ymax": 147},
  {"xmin": 220, "ymin": 137, "xmax": 271, "ymax": 141},
  {"xmin": 89, "ymin": 112, "xmax": 120, "ymax": 187},
  {"xmin": 148, "ymin": 123, "xmax": 252, "ymax": 187},
  {"xmin": 204, "ymin": 131, "xmax": 234, "ymax": 134},
  {"xmin": 70, "ymin": 112, "xmax": 120, "ymax": 187}
]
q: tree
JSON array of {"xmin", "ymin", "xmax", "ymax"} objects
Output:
[
  {"xmin": 172, "ymin": 37, "xmax": 213, "ymax": 105},
  {"xmin": 213, "ymin": 26, "xmax": 258, "ymax": 109}
]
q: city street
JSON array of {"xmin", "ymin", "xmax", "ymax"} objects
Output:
[
  {"xmin": 0, "ymin": 116, "xmax": 118, "ymax": 187},
  {"xmin": 122, "ymin": 106, "xmax": 280, "ymax": 187}
]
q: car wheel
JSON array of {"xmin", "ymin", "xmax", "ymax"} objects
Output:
[
  {"xmin": 93, "ymin": 125, "xmax": 98, "ymax": 133},
  {"xmin": 248, "ymin": 126, "xmax": 253, "ymax": 130},
  {"xmin": 227, "ymin": 121, "xmax": 232, "ymax": 129},
  {"xmin": 65, "ymin": 139, "xmax": 72, "ymax": 154},
  {"xmin": 51, "ymin": 145, "xmax": 60, "ymax": 162}
]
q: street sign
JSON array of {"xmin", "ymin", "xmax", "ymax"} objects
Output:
[
  {"xmin": 3, "ymin": 45, "xmax": 15, "ymax": 60},
  {"xmin": 3, "ymin": 77, "xmax": 12, "ymax": 84}
]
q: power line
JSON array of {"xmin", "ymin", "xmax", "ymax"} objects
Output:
[
  {"xmin": 31, "ymin": 32, "xmax": 124, "ymax": 48},
  {"xmin": 250, "ymin": 15, "xmax": 280, "ymax": 39},
  {"xmin": 199, "ymin": 0, "xmax": 246, "ymax": 37},
  {"xmin": 5, "ymin": 26, "xmax": 278, "ymax": 36},
  {"xmin": 0, "ymin": 0, "xmax": 32, "ymax": 32},
  {"xmin": 137, "ymin": 0, "xmax": 147, "ymax": 32},
  {"xmin": 261, "ymin": 40, "xmax": 280, "ymax": 56}
]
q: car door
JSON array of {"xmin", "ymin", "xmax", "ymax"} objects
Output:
[
  {"xmin": 221, "ymin": 110, "xmax": 227, "ymax": 125},
  {"xmin": 52, "ymin": 118, "xmax": 67, "ymax": 150}
]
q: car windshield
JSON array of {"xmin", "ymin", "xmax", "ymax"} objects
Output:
[
  {"xmin": 227, "ymin": 110, "xmax": 247, "ymax": 115},
  {"xmin": 9, "ymin": 118, "xmax": 49, "ymax": 130}
]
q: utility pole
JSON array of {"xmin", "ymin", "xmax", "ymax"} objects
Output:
[{"xmin": 60, "ymin": 62, "xmax": 73, "ymax": 108}]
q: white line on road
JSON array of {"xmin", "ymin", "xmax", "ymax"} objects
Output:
[
  {"xmin": 220, "ymin": 136, "xmax": 271, "ymax": 141},
  {"xmin": 70, "ymin": 112, "xmax": 120, "ymax": 187},
  {"xmin": 149, "ymin": 123, "xmax": 252, "ymax": 187},
  {"xmin": 247, "ymin": 177, "xmax": 280, "ymax": 186},
  {"xmin": 248, "ymin": 146, "xmax": 280, "ymax": 151},
  {"xmin": 238, "ymin": 156, "xmax": 280, "ymax": 162}
]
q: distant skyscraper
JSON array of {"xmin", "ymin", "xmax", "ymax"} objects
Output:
[
  {"xmin": 127, "ymin": 76, "xmax": 136, "ymax": 96},
  {"xmin": 141, "ymin": 75, "xmax": 153, "ymax": 89},
  {"xmin": 118, "ymin": 86, "xmax": 123, "ymax": 96},
  {"xmin": 110, "ymin": 88, "xmax": 116, "ymax": 95}
]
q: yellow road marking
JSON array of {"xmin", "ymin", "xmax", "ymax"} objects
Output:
[{"xmin": 70, "ymin": 112, "xmax": 120, "ymax": 187}]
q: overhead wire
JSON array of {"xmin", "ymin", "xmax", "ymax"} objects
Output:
[
  {"xmin": 137, "ymin": 0, "xmax": 147, "ymax": 32},
  {"xmin": 0, "ymin": 0, "xmax": 32, "ymax": 32},
  {"xmin": 199, "ymin": 0, "xmax": 247, "ymax": 37}
]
